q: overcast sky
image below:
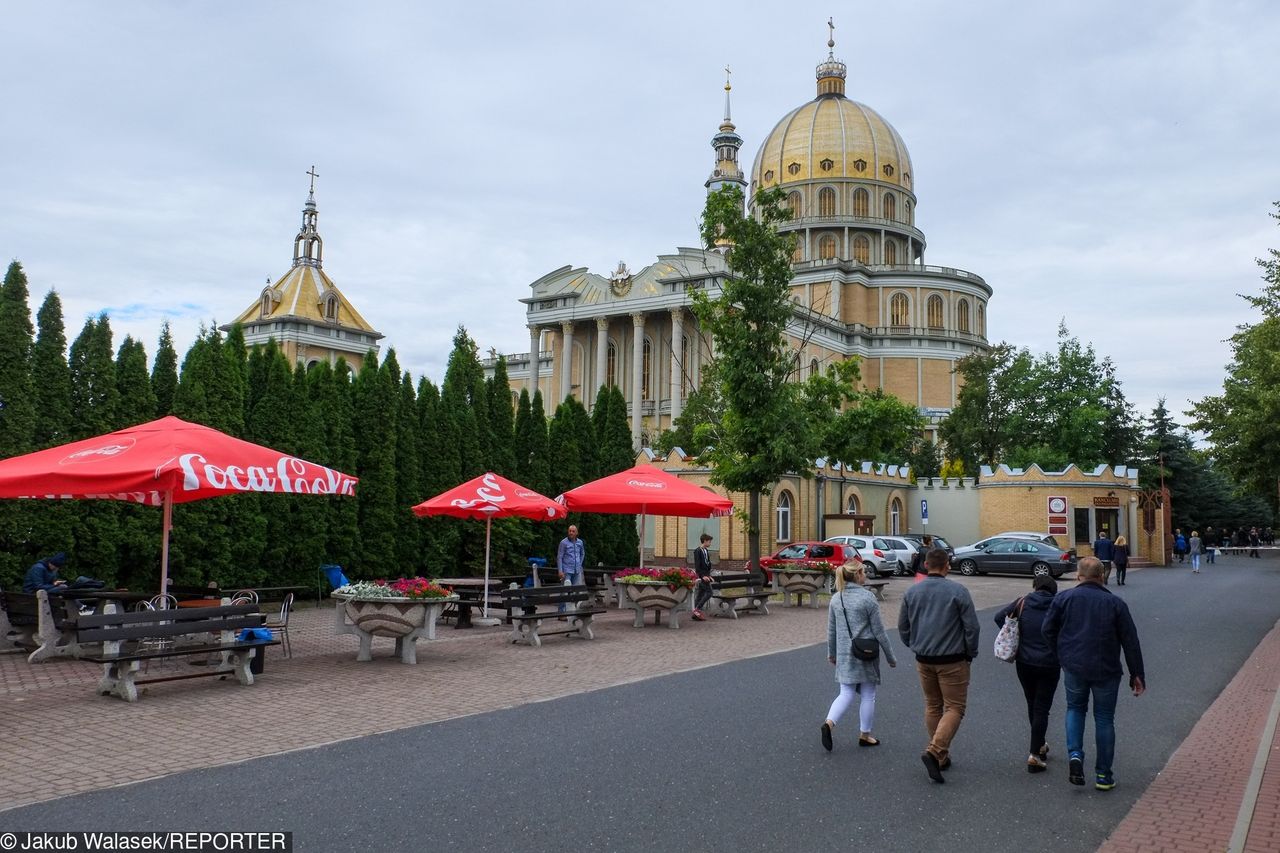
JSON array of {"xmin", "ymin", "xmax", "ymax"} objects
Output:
[{"xmin": 3, "ymin": 0, "xmax": 1278, "ymax": 424}]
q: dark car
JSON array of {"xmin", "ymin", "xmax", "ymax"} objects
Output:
[
  {"xmin": 896, "ymin": 533, "xmax": 955, "ymax": 575},
  {"xmin": 951, "ymin": 537, "xmax": 1075, "ymax": 579}
]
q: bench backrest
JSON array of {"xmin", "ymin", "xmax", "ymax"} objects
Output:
[
  {"xmin": 75, "ymin": 603, "xmax": 265, "ymax": 644},
  {"xmin": 712, "ymin": 572, "xmax": 769, "ymax": 589},
  {"xmin": 0, "ymin": 589, "xmax": 41, "ymax": 625},
  {"xmin": 500, "ymin": 586, "xmax": 592, "ymax": 608}
]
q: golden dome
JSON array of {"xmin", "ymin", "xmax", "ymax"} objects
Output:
[{"xmin": 751, "ymin": 95, "xmax": 914, "ymax": 192}]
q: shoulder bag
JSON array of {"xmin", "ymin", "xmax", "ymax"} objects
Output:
[
  {"xmin": 839, "ymin": 589, "xmax": 881, "ymax": 661},
  {"xmin": 993, "ymin": 596, "xmax": 1025, "ymax": 662}
]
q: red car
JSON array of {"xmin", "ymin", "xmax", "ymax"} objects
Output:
[{"xmin": 760, "ymin": 541, "xmax": 869, "ymax": 576}]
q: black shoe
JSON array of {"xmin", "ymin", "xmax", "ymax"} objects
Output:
[
  {"xmin": 940, "ymin": 756, "xmax": 952, "ymax": 771},
  {"xmin": 921, "ymin": 751, "xmax": 945, "ymax": 783},
  {"xmin": 821, "ymin": 722, "xmax": 833, "ymax": 752},
  {"xmin": 1069, "ymin": 754, "xmax": 1085, "ymax": 786}
]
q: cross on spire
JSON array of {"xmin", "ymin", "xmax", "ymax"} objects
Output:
[
  {"xmin": 724, "ymin": 65, "xmax": 732, "ymax": 91},
  {"xmin": 828, "ymin": 17, "xmax": 836, "ymax": 53},
  {"xmin": 306, "ymin": 165, "xmax": 320, "ymax": 196}
]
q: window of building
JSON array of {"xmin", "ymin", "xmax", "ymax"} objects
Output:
[
  {"xmin": 852, "ymin": 188, "xmax": 868, "ymax": 217},
  {"xmin": 776, "ymin": 491, "xmax": 793, "ymax": 542},
  {"xmin": 883, "ymin": 164, "xmax": 895, "ymax": 178},
  {"xmin": 846, "ymin": 494, "xmax": 860, "ymax": 514},
  {"xmin": 883, "ymin": 192, "xmax": 896, "ymax": 221},
  {"xmin": 890, "ymin": 292, "xmax": 910, "ymax": 326},
  {"xmin": 642, "ymin": 339, "xmax": 652, "ymax": 400},
  {"xmin": 819, "ymin": 158, "xmax": 834, "ymax": 172},
  {"xmin": 905, "ymin": 199, "xmax": 913, "ymax": 225},
  {"xmin": 884, "ymin": 241, "xmax": 897, "ymax": 265},
  {"xmin": 810, "ymin": 357, "xmax": 819, "ymax": 377},
  {"xmin": 818, "ymin": 234, "xmax": 836, "ymax": 260},
  {"xmin": 853, "ymin": 235, "xmax": 870, "ymax": 264},
  {"xmin": 792, "ymin": 239, "xmax": 804, "ymax": 263},
  {"xmin": 606, "ymin": 341, "xmax": 617, "ymax": 387},
  {"xmin": 260, "ymin": 293, "xmax": 272, "ymax": 317},
  {"xmin": 788, "ymin": 162, "xmax": 801, "ymax": 176},
  {"xmin": 818, "ymin": 187, "xmax": 836, "ymax": 216},
  {"xmin": 890, "ymin": 498, "xmax": 903, "ymax": 535},
  {"xmin": 927, "ymin": 295, "xmax": 944, "ymax": 329},
  {"xmin": 324, "ymin": 294, "xmax": 339, "ymax": 321},
  {"xmin": 978, "ymin": 303, "xmax": 986, "ymax": 336},
  {"xmin": 853, "ymin": 159, "xmax": 867, "ymax": 172},
  {"xmin": 958, "ymin": 300, "xmax": 970, "ymax": 333},
  {"xmin": 788, "ymin": 191, "xmax": 802, "ymax": 218}
]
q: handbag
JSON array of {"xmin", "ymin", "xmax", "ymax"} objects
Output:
[
  {"xmin": 993, "ymin": 596, "xmax": 1025, "ymax": 662},
  {"xmin": 839, "ymin": 589, "xmax": 881, "ymax": 661}
]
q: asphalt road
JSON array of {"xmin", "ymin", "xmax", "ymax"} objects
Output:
[{"xmin": 4, "ymin": 559, "xmax": 1279, "ymax": 852}]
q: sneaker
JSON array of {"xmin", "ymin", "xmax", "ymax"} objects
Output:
[
  {"xmin": 1069, "ymin": 754, "xmax": 1085, "ymax": 786},
  {"xmin": 691, "ymin": 611, "xmax": 705, "ymax": 621},
  {"xmin": 921, "ymin": 751, "xmax": 945, "ymax": 783},
  {"xmin": 1027, "ymin": 754, "xmax": 1047, "ymax": 773},
  {"xmin": 1095, "ymin": 774, "xmax": 1116, "ymax": 791},
  {"xmin": 820, "ymin": 722, "xmax": 833, "ymax": 752}
]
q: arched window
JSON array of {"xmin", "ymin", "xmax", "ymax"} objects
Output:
[
  {"xmin": 927, "ymin": 295, "xmax": 944, "ymax": 329},
  {"xmin": 890, "ymin": 292, "xmax": 910, "ymax": 326},
  {"xmin": 846, "ymin": 493, "xmax": 860, "ymax": 514},
  {"xmin": 818, "ymin": 234, "xmax": 836, "ymax": 260},
  {"xmin": 818, "ymin": 187, "xmax": 836, "ymax": 217},
  {"xmin": 641, "ymin": 339, "xmax": 652, "ymax": 400},
  {"xmin": 852, "ymin": 188, "xmax": 869, "ymax": 217},
  {"xmin": 853, "ymin": 235, "xmax": 870, "ymax": 264},
  {"xmin": 680, "ymin": 335, "xmax": 690, "ymax": 397},
  {"xmin": 324, "ymin": 294, "xmax": 339, "ymax": 321},
  {"xmin": 787, "ymin": 191, "xmax": 803, "ymax": 218},
  {"xmin": 776, "ymin": 491, "xmax": 793, "ymax": 542},
  {"xmin": 883, "ymin": 193, "xmax": 896, "ymax": 221},
  {"xmin": 260, "ymin": 293, "xmax": 272, "ymax": 317},
  {"xmin": 958, "ymin": 300, "xmax": 971, "ymax": 333},
  {"xmin": 884, "ymin": 241, "xmax": 897, "ymax": 265},
  {"xmin": 978, "ymin": 303, "xmax": 986, "ymax": 336},
  {"xmin": 606, "ymin": 341, "xmax": 617, "ymax": 387},
  {"xmin": 810, "ymin": 357, "xmax": 819, "ymax": 377},
  {"xmin": 792, "ymin": 239, "xmax": 804, "ymax": 263},
  {"xmin": 905, "ymin": 199, "xmax": 913, "ymax": 225},
  {"xmin": 890, "ymin": 498, "xmax": 903, "ymax": 535}
]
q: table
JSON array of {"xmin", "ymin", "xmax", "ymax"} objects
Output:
[
  {"xmin": 62, "ymin": 589, "xmax": 154, "ymax": 613},
  {"xmin": 435, "ymin": 578, "xmax": 505, "ymax": 628}
]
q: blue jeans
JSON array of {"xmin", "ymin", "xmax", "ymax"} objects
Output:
[
  {"xmin": 558, "ymin": 571, "xmax": 580, "ymax": 612},
  {"xmin": 1064, "ymin": 670, "xmax": 1120, "ymax": 779}
]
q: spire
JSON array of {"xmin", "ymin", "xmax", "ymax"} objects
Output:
[
  {"xmin": 816, "ymin": 17, "xmax": 847, "ymax": 97},
  {"xmin": 292, "ymin": 166, "xmax": 324, "ymax": 269},
  {"xmin": 706, "ymin": 66, "xmax": 746, "ymax": 200}
]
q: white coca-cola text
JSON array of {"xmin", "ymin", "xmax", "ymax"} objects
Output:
[{"xmin": 177, "ymin": 453, "xmax": 356, "ymax": 496}]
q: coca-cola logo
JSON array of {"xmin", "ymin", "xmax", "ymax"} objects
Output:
[
  {"xmin": 177, "ymin": 453, "xmax": 356, "ymax": 496},
  {"xmin": 60, "ymin": 438, "xmax": 137, "ymax": 464},
  {"xmin": 627, "ymin": 479, "xmax": 666, "ymax": 490},
  {"xmin": 450, "ymin": 473, "xmax": 506, "ymax": 510}
]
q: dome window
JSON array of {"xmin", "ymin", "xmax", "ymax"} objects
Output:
[
  {"xmin": 787, "ymin": 191, "xmax": 803, "ymax": 218},
  {"xmin": 853, "ymin": 235, "xmax": 870, "ymax": 264},
  {"xmin": 764, "ymin": 170, "xmax": 774, "ymax": 182},
  {"xmin": 927, "ymin": 295, "xmax": 944, "ymax": 329},
  {"xmin": 818, "ymin": 234, "xmax": 836, "ymax": 260},
  {"xmin": 890, "ymin": 292, "xmax": 910, "ymax": 326},
  {"xmin": 818, "ymin": 187, "xmax": 836, "ymax": 217},
  {"xmin": 820, "ymin": 158, "xmax": 834, "ymax": 172},
  {"xmin": 958, "ymin": 299, "xmax": 971, "ymax": 333},
  {"xmin": 883, "ymin": 164, "xmax": 895, "ymax": 177},
  {"xmin": 323, "ymin": 293, "xmax": 340, "ymax": 322},
  {"xmin": 883, "ymin": 193, "xmax": 897, "ymax": 221},
  {"xmin": 903, "ymin": 172, "xmax": 911, "ymax": 186},
  {"xmin": 978, "ymin": 303, "xmax": 986, "ymax": 337},
  {"xmin": 905, "ymin": 200, "xmax": 913, "ymax": 225},
  {"xmin": 853, "ymin": 159, "xmax": 867, "ymax": 172},
  {"xmin": 788, "ymin": 162, "xmax": 802, "ymax": 176},
  {"xmin": 884, "ymin": 241, "xmax": 897, "ymax": 265},
  {"xmin": 852, "ymin": 188, "xmax": 869, "ymax": 217}
]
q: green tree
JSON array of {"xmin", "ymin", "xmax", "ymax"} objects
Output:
[
  {"xmin": 152, "ymin": 321, "xmax": 179, "ymax": 417},
  {"xmin": 312, "ymin": 359, "xmax": 360, "ymax": 572},
  {"xmin": 594, "ymin": 385, "xmax": 640, "ymax": 565},
  {"xmin": 525, "ymin": 390, "xmax": 554, "ymax": 561},
  {"xmin": 487, "ymin": 356, "xmax": 516, "ymax": 476},
  {"xmin": 66, "ymin": 316, "xmax": 122, "ymax": 582},
  {"xmin": 115, "ymin": 336, "xmax": 156, "ymax": 428},
  {"xmin": 939, "ymin": 344, "xmax": 1035, "ymax": 475},
  {"xmin": 285, "ymin": 364, "xmax": 329, "ymax": 587},
  {"xmin": 354, "ymin": 352, "xmax": 399, "ymax": 571},
  {"xmin": 392, "ymin": 362, "xmax": 424, "ymax": 571},
  {"xmin": 0, "ymin": 262, "xmax": 37, "ymax": 586},
  {"xmin": 418, "ymin": 376, "xmax": 461, "ymax": 573},
  {"xmin": 31, "ymin": 290, "xmax": 72, "ymax": 447}
]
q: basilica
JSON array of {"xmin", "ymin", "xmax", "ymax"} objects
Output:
[{"xmin": 492, "ymin": 30, "xmax": 993, "ymax": 449}]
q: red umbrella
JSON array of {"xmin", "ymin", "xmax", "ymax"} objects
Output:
[
  {"xmin": 412, "ymin": 472, "xmax": 565, "ymax": 621},
  {"xmin": 556, "ymin": 464, "xmax": 733, "ymax": 568},
  {"xmin": 0, "ymin": 415, "xmax": 358, "ymax": 593}
]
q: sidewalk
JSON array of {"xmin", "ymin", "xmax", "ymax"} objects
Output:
[{"xmin": 1101, "ymin": 615, "xmax": 1280, "ymax": 853}]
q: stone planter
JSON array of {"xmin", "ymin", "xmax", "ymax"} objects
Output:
[
  {"xmin": 774, "ymin": 569, "xmax": 832, "ymax": 608},
  {"xmin": 616, "ymin": 581, "xmax": 692, "ymax": 629},
  {"xmin": 331, "ymin": 594, "xmax": 458, "ymax": 663}
]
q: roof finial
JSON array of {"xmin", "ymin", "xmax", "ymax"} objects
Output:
[
  {"xmin": 723, "ymin": 65, "xmax": 733, "ymax": 123},
  {"xmin": 827, "ymin": 17, "xmax": 836, "ymax": 55},
  {"xmin": 306, "ymin": 165, "xmax": 319, "ymax": 200}
]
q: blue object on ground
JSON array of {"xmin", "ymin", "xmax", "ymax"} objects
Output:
[
  {"xmin": 527, "ymin": 557, "xmax": 547, "ymax": 568},
  {"xmin": 322, "ymin": 565, "xmax": 350, "ymax": 589},
  {"xmin": 237, "ymin": 628, "xmax": 272, "ymax": 643}
]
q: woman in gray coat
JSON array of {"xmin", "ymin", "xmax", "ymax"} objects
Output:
[{"xmin": 822, "ymin": 560, "xmax": 897, "ymax": 750}]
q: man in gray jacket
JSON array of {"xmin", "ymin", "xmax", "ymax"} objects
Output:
[{"xmin": 898, "ymin": 548, "xmax": 980, "ymax": 783}]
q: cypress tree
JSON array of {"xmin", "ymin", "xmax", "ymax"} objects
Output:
[
  {"xmin": 152, "ymin": 321, "xmax": 179, "ymax": 417},
  {"xmin": 547, "ymin": 401, "xmax": 584, "ymax": 544},
  {"xmin": 442, "ymin": 329, "xmax": 485, "ymax": 480},
  {"xmin": 286, "ymin": 364, "xmax": 328, "ymax": 588},
  {"xmin": 487, "ymin": 356, "xmax": 516, "ymax": 476},
  {"xmin": 390, "ymin": 358, "xmax": 424, "ymax": 571},
  {"xmin": 417, "ymin": 377, "xmax": 460, "ymax": 574},
  {"xmin": 513, "ymin": 387, "xmax": 533, "ymax": 484},
  {"xmin": 0, "ymin": 262, "xmax": 37, "ymax": 586},
  {"xmin": 242, "ymin": 341, "xmax": 296, "ymax": 587},
  {"xmin": 32, "ymin": 290, "xmax": 72, "ymax": 448},
  {"xmin": 526, "ymin": 390, "xmax": 554, "ymax": 561},
  {"xmin": 598, "ymin": 386, "xmax": 639, "ymax": 565},
  {"xmin": 66, "ymin": 316, "xmax": 121, "ymax": 583},
  {"xmin": 113, "ymin": 334, "xmax": 159, "ymax": 585},
  {"xmin": 115, "ymin": 336, "xmax": 156, "ymax": 429},
  {"xmin": 354, "ymin": 351, "xmax": 399, "ymax": 571},
  {"xmin": 312, "ymin": 359, "xmax": 360, "ymax": 573}
]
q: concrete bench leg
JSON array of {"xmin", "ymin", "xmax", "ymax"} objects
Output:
[
  {"xmin": 572, "ymin": 613, "xmax": 595, "ymax": 640},
  {"xmin": 99, "ymin": 661, "xmax": 140, "ymax": 703}
]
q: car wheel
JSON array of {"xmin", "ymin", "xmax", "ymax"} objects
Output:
[
  {"xmin": 1032, "ymin": 562, "xmax": 1050, "ymax": 577},
  {"xmin": 958, "ymin": 559, "xmax": 978, "ymax": 576}
]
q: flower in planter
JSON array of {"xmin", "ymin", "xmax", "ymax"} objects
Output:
[
  {"xmin": 335, "ymin": 578, "xmax": 453, "ymax": 600},
  {"xmin": 611, "ymin": 566, "xmax": 697, "ymax": 590},
  {"xmin": 802, "ymin": 560, "xmax": 838, "ymax": 574}
]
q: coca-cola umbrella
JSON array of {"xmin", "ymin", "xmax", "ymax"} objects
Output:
[
  {"xmin": 556, "ymin": 464, "xmax": 734, "ymax": 568},
  {"xmin": 412, "ymin": 472, "xmax": 565, "ymax": 622},
  {"xmin": 0, "ymin": 416, "xmax": 358, "ymax": 594}
]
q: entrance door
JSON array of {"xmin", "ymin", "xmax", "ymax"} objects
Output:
[{"xmin": 1094, "ymin": 509, "xmax": 1119, "ymax": 540}]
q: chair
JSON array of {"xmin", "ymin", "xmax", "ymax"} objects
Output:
[
  {"xmin": 231, "ymin": 589, "xmax": 259, "ymax": 604},
  {"xmin": 264, "ymin": 592, "xmax": 293, "ymax": 658}
]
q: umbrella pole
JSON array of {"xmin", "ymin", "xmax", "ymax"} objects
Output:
[
  {"xmin": 483, "ymin": 515, "xmax": 492, "ymax": 620},
  {"xmin": 159, "ymin": 491, "xmax": 173, "ymax": 596},
  {"xmin": 638, "ymin": 509, "xmax": 646, "ymax": 569}
]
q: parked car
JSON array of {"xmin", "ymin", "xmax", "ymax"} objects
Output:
[
  {"xmin": 951, "ymin": 537, "xmax": 1076, "ymax": 579},
  {"xmin": 897, "ymin": 533, "xmax": 956, "ymax": 574},
  {"xmin": 871, "ymin": 536, "xmax": 918, "ymax": 576},
  {"xmin": 964, "ymin": 531, "xmax": 1063, "ymax": 550},
  {"xmin": 820, "ymin": 536, "xmax": 900, "ymax": 578},
  {"xmin": 762, "ymin": 541, "xmax": 861, "ymax": 576}
]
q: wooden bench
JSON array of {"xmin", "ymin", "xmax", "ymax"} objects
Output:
[
  {"xmin": 499, "ymin": 586, "xmax": 606, "ymax": 647},
  {"xmin": 0, "ymin": 588, "xmax": 83, "ymax": 663},
  {"xmin": 75, "ymin": 603, "xmax": 279, "ymax": 702},
  {"xmin": 706, "ymin": 572, "xmax": 772, "ymax": 619}
]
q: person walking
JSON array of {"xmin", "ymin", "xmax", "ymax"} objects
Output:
[
  {"xmin": 1174, "ymin": 530, "xmax": 1187, "ymax": 563},
  {"xmin": 1249, "ymin": 526, "xmax": 1261, "ymax": 558},
  {"xmin": 994, "ymin": 576, "xmax": 1061, "ymax": 772},
  {"xmin": 1189, "ymin": 531, "xmax": 1203, "ymax": 573},
  {"xmin": 691, "ymin": 533, "xmax": 714, "ymax": 621},
  {"xmin": 1203, "ymin": 526, "xmax": 1216, "ymax": 565},
  {"xmin": 1092, "ymin": 531, "xmax": 1114, "ymax": 584},
  {"xmin": 822, "ymin": 560, "xmax": 897, "ymax": 751},
  {"xmin": 910, "ymin": 534, "xmax": 934, "ymax": 582},
  {"xmin": 1112, "ymin": 536, "xmax": 1130, "ymax": 585},
  {"xmin": 898, "ymin": 548, "xmax": 980, "ymax": 783},
  {"xmin": 556, "ymin": 525, "xmax": 585, "ymax": 613},
  {"xmin": 1043, "ymin": 557, "xmax": 1146, "ymax": 792}
]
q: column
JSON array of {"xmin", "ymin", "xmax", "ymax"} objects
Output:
[
  {"xmin": 560, "ymin": 320, "xmax": 575, "ymax": 403},
  {"xmin": 830, "ymin": 276, "xmax": 841, "ymax": 320},
  {"xmin": 630, "ymin": 313, "xmax": 645, "ymax": 448},
  {"xmin": 527, "ymin": 326, "xmax": 540, "ymax": 397},
  {"xmin": 669, "ymin": 309, "xmax": 684, "ymax": 423},
  {"xmin": 595, "ymin": 317, "xmax": 609, "ymax": 398}
]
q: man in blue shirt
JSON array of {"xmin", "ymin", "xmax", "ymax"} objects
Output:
[{"xmin": 556, "ymin": 525, "xmax": 585, "ymax": 614}]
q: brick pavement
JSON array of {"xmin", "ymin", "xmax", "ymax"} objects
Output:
[
  {"xmin": 1100, "ymin": 615, "xmax": 1280, "ymax": 853},
  {"xmin": 0, "ymin": 574, "xmax": 1043, "ymax": 812}
]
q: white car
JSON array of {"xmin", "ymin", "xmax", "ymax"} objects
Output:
[{"xmin": 823, "ymin": 535, "xmax": 901, "ymax": 578}]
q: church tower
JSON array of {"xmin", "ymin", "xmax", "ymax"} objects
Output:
[
  {"xmin": 705, "ymin": 67, "xmax": 747, "ymax": 200},
  {"xmin": 225, "ymin": 168, "xmax": 383, "ymax": 370}
]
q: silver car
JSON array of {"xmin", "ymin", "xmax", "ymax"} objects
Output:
[{"xmin": 823, "ymin": 535, "xmax": 901, "ymax": 578}]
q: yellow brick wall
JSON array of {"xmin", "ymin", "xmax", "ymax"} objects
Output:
[
  {"xmin": 881, "ymin": 357, "xmax": 918, "ymax": 404},
  {"xmin": 921, "ymin": 358, "xmax": 954, "ymax": 408}
]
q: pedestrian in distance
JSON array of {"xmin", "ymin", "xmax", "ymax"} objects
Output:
[
  {"xmin": 1112, "ymin": 536, "xmax": 1130, "ymax": 585},
  {"xmin": 1174, "ymin": 529, "xmax": 1187, "ymax": 563},
  {"xmin": 1092, "ymin": 531, "xmax": 1114, "ymax": 584},
  {"xmin": 994, "ymin": 576, "xmax": 1061, "ymax": 772},
  {"xmin": 1249, "ymin": 526, "xmax": 1261, "ymax": 558},
  {"xmin": 898, "ymin": 548, "xmax": 980, "ymax": 783},
  {"xmin": 822, "ymin": 560, "xmax": 897, "ymax": 751},
  {"xmin": 1204, "ymin": 526, "xmax": 1217, "ymax": 565},
  {"xmin": 691, "ymin": 533, "xmax": 714, "ymax": 621},
  {"xmin": 1189, "ymin": 531, "xmax": 1203, "ymax": 573},
  {"xmin": 910, "ymin": 534, "xmax": 934, "ymax": 583},
  {"xmin": 1043, "ymin": 557, "xmax": 1146, "ymax": 792},
  {"xmin": 556, "ymin": 524, "xmax": 585, "ymax": 614}
]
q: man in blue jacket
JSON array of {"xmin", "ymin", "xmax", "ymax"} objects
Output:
[
  {"xmin": 23, "ymin": 553, "xmax": 68, "ymax": 593},
  {"xmin": 1043, "ymin": 557, "xmax": 1145, "ymax": 791},
  {"xmin": 1092, "ymin": 531, "xmax": 1114, "ymax": 584}
]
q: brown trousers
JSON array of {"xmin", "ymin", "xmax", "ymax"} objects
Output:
[{"xmin": 916, "ymin": 660, "xmax": 971, "ymax": 762}]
